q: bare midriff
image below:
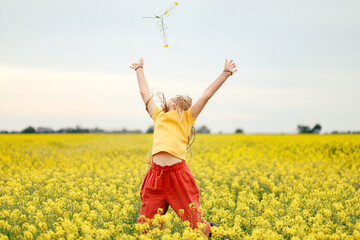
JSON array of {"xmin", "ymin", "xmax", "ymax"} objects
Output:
[{"xmin": 152, "ymin": 151, "xmax": 183, "ymax": 166}]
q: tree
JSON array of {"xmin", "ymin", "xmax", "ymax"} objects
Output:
[
  {"xmin": 21, "ymin": 126, "xmax": 36, "ymax": 133},
  {"xmin": 235, "ymin": 128, "xmax": 244, "ymax": 134},
  {"xmin": 197, "ymin": 125, "xmax": 210, "ymax": 133},
  {"xmin": 146, "ymin": 126, "xmax": 154, "ymax": 134},
  {"xmin": 297, "ymin": 125, "xmax": 310, "ymax": 133},
  {"xmin": 311, "ymin": 124, "xmax": 322, "ymax": 134},
  {"xmin": 36, "ymin": 127, "xmax": 55, "ymax": 133},
  {"xmin": 297, "ymin": 123, "xmax": 322, "ymax": 134}
]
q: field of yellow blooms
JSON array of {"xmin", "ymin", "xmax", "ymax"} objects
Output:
[{"xmin": 0, "ymin": 133, "xmax": 360, "ymax": 239}]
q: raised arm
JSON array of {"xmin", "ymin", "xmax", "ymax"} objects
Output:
[
  {"xmin": 130, "ymin": 58, "xmax": 157, "ymax": 118},
  {"xmin": 191, "ymin": 59, "xmax": 237, "ymax": 119}
]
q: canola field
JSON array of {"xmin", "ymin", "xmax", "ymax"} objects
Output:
[{"xmin": 0, "ymin": 133, "xmax": 360, "ymax": 240}]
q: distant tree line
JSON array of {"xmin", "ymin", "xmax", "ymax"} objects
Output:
[
  {"xmin": 297, "ymin": 124, "xmax": 322, "ymax": 134},
  {"xmin": 1, "ymin": 123, "xmax": 359, "ymax": 134},
  {"xmin": 1, "ymin": 125, "xmax": 241, "ymax": 134},
  {"xmin": 0, "ymin": 125, "xmax": 142, "ymax": 134},
  {"xmin": 297, "ymin": 123, "xmax": 360, "ymax": 134}
]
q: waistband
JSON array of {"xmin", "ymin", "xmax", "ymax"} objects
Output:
[{"xmin": 151, "ymin": 159, "xmax": 187, "ymax": 172}]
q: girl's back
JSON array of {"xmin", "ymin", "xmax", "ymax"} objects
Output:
[{"xmin": 151, "ymin": 104, "xmax": 197, "ymax": 166}]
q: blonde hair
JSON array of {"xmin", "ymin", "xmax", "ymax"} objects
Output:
[{"xmin": 145, "ymin": 91, "xmax": 196, "ymax": 165}]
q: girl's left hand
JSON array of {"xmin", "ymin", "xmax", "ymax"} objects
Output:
[{"xmin": 224, "ymin": 59, "xmax": 237, "ymax": 75}]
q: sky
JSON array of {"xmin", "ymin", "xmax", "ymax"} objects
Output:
[{"xmin": 1, "ymin": 0, "xmax": 359, "ymax": 134}]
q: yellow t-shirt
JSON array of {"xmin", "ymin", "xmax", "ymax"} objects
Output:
[{"xmin": 151, "ymin": 105, "xmax": 197, "ymax": 161}]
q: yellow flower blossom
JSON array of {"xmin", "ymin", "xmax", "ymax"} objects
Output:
[
  {"xmin": 157, "ymin": 208, "xmax": 164, "ymax": 214},
  {"xmin": 178, "ymin": 209, "xmax": 184, "ymax": 216},
  {"xmin": 0, "ymin": 134, "xmax": 359, "ymax": 238}
]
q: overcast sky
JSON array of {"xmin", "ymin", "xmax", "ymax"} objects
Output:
[{"xmin": 1, "ymin": 0, "xmax": 359, "ymax": 134}]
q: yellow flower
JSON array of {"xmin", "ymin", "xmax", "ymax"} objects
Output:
[
  {"xmin": 26, "ymin": 205, "xmax": 36, "ymax": 214},
  {"xmin": 161, "ymin": 234, "xmax": 172, "ymax": 240},
  {"xmin": 333, "ymin": 202, "xmax": 344, "ymax": 211},
  {"xmin": 183, "ymin": 221, "xmax": 190, "ymax": 228},
  {"xmin": 1, "ymin": 130, "xmax": 359, "ymax": 239},
  {"xmin": 88, "ymin": 210, "xmax": 97, "ymax": 221},
  {"xmin": 23, "ymin": 231, "xmax": 33, "ymax": 239},
  {"xmin": 27, "ymin": 224, "xmax": 37, "ymax": 234},
  {"xmin": 178, "ymin": 209, "xmax": 184, "ymax": 216},
  {"xmin": 37, "ymin": 221, "xmax": 48, "ymax": 231},
  {"xmin": 82, "ymin": 203, "xmax": 90, "ymax": 212},
  {"xmin": 196, "ymin": 222, "xmax": 206, "ymax": 232},
  {"xmin": 157, "ymin": 208, "xmax": 164, "ymax": 214}
]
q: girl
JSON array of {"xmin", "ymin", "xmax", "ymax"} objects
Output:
[{"xmin": 130, "ymin": 58, "xmax": 237, "ymax": 238}]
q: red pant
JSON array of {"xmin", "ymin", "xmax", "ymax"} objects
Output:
[{"xmin": 137, "ymin": 160, "xmax": 211, "ymax": 237}]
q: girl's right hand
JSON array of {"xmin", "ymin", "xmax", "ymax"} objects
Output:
[{"xmin": 130, "ymin": 58, "xmax": 144, "ymax": 70}]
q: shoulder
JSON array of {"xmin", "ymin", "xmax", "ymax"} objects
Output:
[
  {"xmin": 184, "ymin": 107, "xmax": 196, "ymax": 123},
  {"xmin": 152, "ymin": 106, "xmax": 163, "ymax": 120}
]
